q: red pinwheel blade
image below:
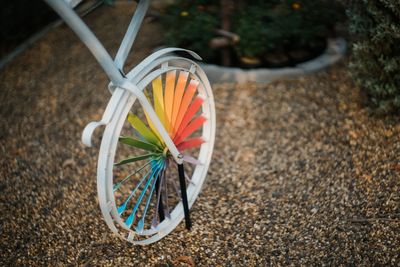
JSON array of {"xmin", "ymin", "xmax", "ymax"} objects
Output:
[
  {"xmin": 174, "ymin": 96, "xmax": 203, "ymax": 139},
  {"xmin": 174, "ymin": 115, "xmax": 206, "ymax": 145}
]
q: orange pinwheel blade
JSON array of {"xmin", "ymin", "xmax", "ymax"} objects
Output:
[
  {"xmin": 171, "ymin": 71, "xmax": 189, "ymax": 131},
  {"xmin": 173, "ymin": 79, "xmax": 198, "ymax": 134},
  {"xmin": 164, "ymin": 70, "xmax": 176, "ymax": 133}
]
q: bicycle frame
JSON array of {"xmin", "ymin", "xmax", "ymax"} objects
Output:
[{"xmin": 44, "ymin": 0, "xmax": 185, "ymax": 163}]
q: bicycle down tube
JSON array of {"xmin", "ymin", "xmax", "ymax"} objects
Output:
[{"xmin": 44, "ymin": 0, "xmax": 183, "ymax": 163}]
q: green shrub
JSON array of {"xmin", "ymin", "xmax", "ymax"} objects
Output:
[
  {"xmin": 162, "ymin": 0, "xmax": 219, "ymax": 61},
  {"xmin": 348, "ymin": 0, "xmax": 400, "ymax": 114},
  {"xmin": 234, "ymin": 1, "xmax": 344, "ymax": 57},
  {"xmin": 161, "ymin": 0, "xmax": 344, "ymax": 61}
]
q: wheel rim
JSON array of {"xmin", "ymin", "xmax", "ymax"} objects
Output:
[{"xmin": 97, "ymin": 58, "xmax": 215, "ymax": 244}]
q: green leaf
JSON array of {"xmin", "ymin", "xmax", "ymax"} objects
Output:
[
  {"xmin": 119, "ymin": 136, "xmax": 162, "ymax": 153},
  {"xmin": 103, "ymin": 0, "xmax": 114, "ymax": 6},
  {"xmin": 114, "ymin": 154, "xmax": 157, "ymax": 166},
  {"xmin": 127, "ymin": 113, "xmax": 162, "ymax": 147}
]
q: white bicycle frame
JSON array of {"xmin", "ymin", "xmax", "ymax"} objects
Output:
[{"xmin": 44, "ymin": 0, "xmax": 202, "ymax": 164}]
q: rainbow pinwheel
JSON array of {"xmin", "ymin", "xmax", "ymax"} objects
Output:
[{"xmin": 113, "ymin": 70, "xmax": 210, "ymax": 236}]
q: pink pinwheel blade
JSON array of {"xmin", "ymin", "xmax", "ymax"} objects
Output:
[{"xmin": 177, "ymin": 137, "xmax": 205, "ymax": 151}]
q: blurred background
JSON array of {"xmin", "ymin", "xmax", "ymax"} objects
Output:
[
  {"xmin": 1, "ymin": 1, "xmax": 399, "ymax": 265},
  {"xmin": 0, "ymin": 0, "xmax": 398, "ymax": 113},
  {"xmin": 0, "ymin": 0, "xmax": 57, "ymax": 58}
]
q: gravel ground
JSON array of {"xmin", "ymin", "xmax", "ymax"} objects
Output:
[{"xmin": 1, "ymin": 3, "xmax": 399, "ymax": 266}]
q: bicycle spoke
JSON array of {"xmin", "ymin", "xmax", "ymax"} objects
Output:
[
  {"xmin": 117, "ymin": 168, "xmax": 152, "ymax": 215},
  {"xmin": 152, "ymin": 164, "xmax": 167, "ymax": 228},
  {"xmin": 113, "ymin": 160, "xmax": 152, "ymax": 192},
  {"xmin": 136, "ymin": 160, "xmax": 165, "ymax": 232},
  {"xmin": 162, "ymin": 160, "xmax": 171, "ymax": 219},
  {"xmin": 125, "ymin": 159, "xmax": 164, "ymax": 228},
  {"xmin": 114, "ymin": 153, "xmax": 158, "ymax": 166}
]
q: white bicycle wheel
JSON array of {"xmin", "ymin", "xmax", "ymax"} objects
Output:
[{"xmin": 96, "ymin": 55, "xmax": 215, "ymax": 244}]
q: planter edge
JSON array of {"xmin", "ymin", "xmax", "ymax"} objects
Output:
[{"xmin": 199, "ymin": 37, "xmax": 347, "ymax": 84}]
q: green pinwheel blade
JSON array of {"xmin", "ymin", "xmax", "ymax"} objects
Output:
[
  {"xmin": 127, "ymin": 113, "xmax": 162, "ymax": 148},
  {"xmin": 119, "ymin": 136, "xmax": 162, "ymax": 153},
  {"xmin": 114, "ymin": 153, "xmax": 157, "ymax": 166}
]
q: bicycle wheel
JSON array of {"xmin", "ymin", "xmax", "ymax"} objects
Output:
[{"xmin": 96, "ymin": 56, "xmax": 215, "ymax": 244}]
